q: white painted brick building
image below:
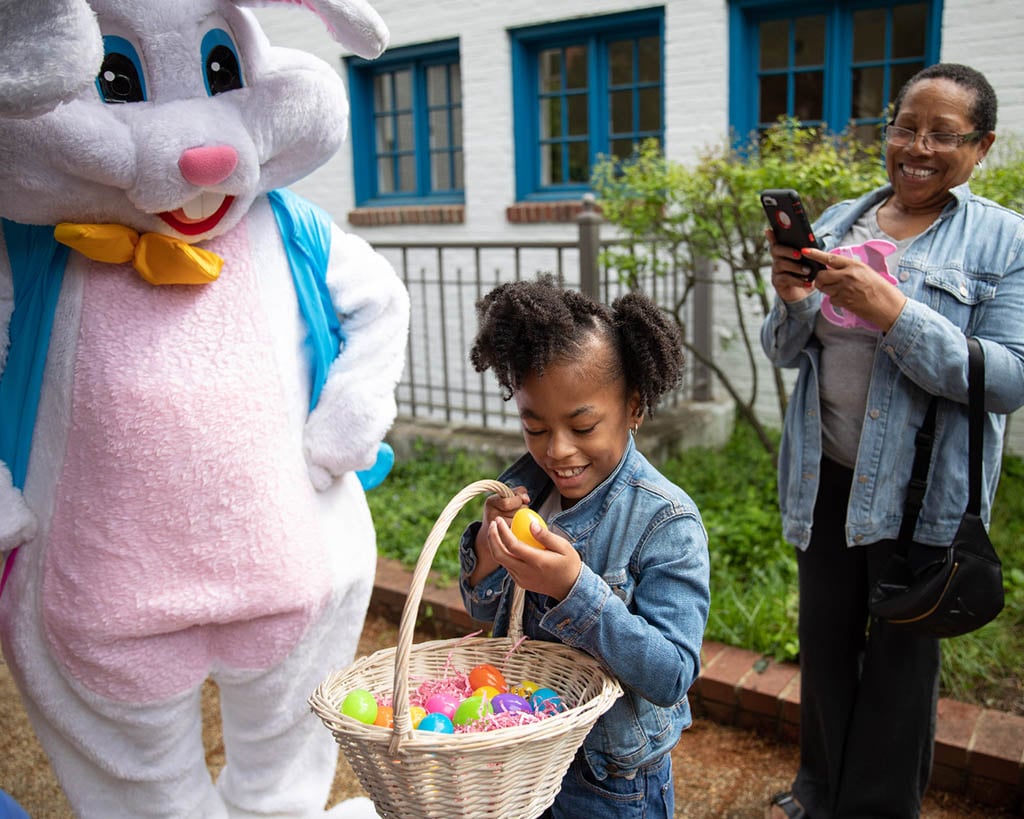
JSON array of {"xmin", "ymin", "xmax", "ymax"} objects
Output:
[{"xmin": 254, "ymin": 1, "xmax": 1024, "ymax": 451}]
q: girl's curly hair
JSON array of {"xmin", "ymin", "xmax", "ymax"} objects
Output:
[{"xmin": 470, "ymin": 274, "xmax": 684, "ymax": 418}]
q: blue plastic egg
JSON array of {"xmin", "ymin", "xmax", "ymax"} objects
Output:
[
  {"xmin": 529, "ymin": 687, "xmax": 565, "ymax": 715},
  {"xmin": 416, "ymin": 713, "xmax": 455, "ymax": 733}
]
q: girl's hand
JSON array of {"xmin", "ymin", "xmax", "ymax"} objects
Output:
[
  {"xmin": 766, "ymin": 228, "xmax": 816, "ymax": 302},
  {"xmin": 468, "ymin": 487, "xmax": 530, "ymax": 586},
  {"xmin": 801, "ymin": 247, "xmax": 907, "ymax": 333},
  {"xmin": 486, "ymin": 516, "xmax": 582, "ymax": 601}
]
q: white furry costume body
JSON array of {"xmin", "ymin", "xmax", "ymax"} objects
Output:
[{"xmin": 0, "ymin": 2, "xmax": 406, "ymax": 816}]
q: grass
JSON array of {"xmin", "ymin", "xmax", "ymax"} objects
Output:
[{"xmin": 368, "ymin": 425, "xmax": 1024, "ymax": 713}]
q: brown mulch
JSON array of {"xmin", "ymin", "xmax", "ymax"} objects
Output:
[{"xmin": 0, "ymin": 610, "xmax": 1013, "ymax": 818}]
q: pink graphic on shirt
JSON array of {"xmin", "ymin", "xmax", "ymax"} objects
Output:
[{"xmin": 821, "ymin": 238, "xmax": 898, "ymax": 331}]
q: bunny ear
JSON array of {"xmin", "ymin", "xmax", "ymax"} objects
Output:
[
  {"xmin": 237, "ymin": 0, "xmax": 389, "ymax": 58},
  {"xmin": 0, "ymin": 0, "xmax": 103, "ymax": 118}
]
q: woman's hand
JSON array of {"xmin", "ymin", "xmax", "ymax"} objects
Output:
[
  {"xmin": 766, "ymin": 229, "xmax": 817, "ymax": 302},
  {"xmin": 801, "ymin": 248, "xmax": 908, "ymax": 333},
  {"xmin": 468, "ymin": 487, "xmax": 530, "ymax": 586},
  {"xmin": 485, "ymin": 515, "xmax": 582, "ymax": 601}
]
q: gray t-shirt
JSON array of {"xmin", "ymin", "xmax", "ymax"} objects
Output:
[{"xmin": 816, "ymin": 202, "xmax": 916, "ymax": 468}]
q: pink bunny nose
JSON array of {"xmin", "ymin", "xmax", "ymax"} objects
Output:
[{"xmin": 178, "ymin": 145, "xmax": 239, "ymax": 186}]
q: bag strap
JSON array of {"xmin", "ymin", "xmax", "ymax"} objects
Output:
[
  {"xmin": 899, "ymin": 337, "xmax": 984, "ymax": 542},
  {"xmin": 965, "ymin": 337, "xmax": 985, "ymax": 516}
]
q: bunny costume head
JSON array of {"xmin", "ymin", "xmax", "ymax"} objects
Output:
[{"xmin": 0, "ymin": 1, "xmax": 408, "ymax": 817}]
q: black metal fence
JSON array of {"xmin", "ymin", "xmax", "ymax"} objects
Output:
[{"xmin": 373, "ymin": 196, "xmax": 715, "ymax": 432}]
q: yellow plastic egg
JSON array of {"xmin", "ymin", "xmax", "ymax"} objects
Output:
[
  {"xmin": 409, "ymin": 706, "xmax": 427, "ymax": 728},
  {"xmin": 512, "ymin": 679, "xmax": 540, "ymax": 699},
  {"xmin": 473, "ymin": 685, "xmax": 501, "ymax": 701},
  {"xmin": 511, "ymin": 507, "xmax": 547, "ymax": 549}
]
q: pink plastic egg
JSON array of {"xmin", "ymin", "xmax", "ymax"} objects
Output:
[{"xmin": 425, "ymin": 693, "xmax": 460, "ymax": 719}]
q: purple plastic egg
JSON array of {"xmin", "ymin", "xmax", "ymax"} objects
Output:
[{"xmin": 491, "ymin": 693, "xmax": 532, "ymax": 715}]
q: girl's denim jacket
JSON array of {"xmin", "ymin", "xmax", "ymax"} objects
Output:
[
  {"xmin": 762, "ymin": 183, "xmax": 1024, "ymax": 550},
  {"xmin": 458, "ymin": 437, "xmax": 710, "ymax": 780}
]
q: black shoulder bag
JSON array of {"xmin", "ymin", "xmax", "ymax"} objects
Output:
[{"xmin": 868, "ymin": 338, "xmax": 1005, "ymax": 638}]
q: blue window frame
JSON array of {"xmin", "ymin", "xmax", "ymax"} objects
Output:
[
  {"xmin": 511, "ymin": 9, "xmax": 664, "ymax": 201},
  {"xmin": 348, "ymin": 40, "xmax": 463, "ymax": 207},
  {"xmin": 729, "ymin": 1, "xmax": 942, "ymax": 143}
]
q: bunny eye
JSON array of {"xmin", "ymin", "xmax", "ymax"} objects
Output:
[
  {"xmin": 202, "ymin": 29, "xmax": 244, "ymax": 96},
  {"xmin": 96, "ymin": 36, "xmax": 148, "ymax": 104}
]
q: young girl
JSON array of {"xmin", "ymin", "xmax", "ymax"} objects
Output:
[{"xmin": 459, "ymin": 275, "xmax": 710, "ymax": 819}]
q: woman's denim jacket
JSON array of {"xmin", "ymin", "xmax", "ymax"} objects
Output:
[
  {"xmin": 459, "ymin": 437, "xmax": 710, "ymax": 779},
  {"xmin": 761, "ymin": 183, "xmax": 1024, "ymax": 550}
]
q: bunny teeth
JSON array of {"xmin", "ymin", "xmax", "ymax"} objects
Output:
[{"xmin": 180, "ymin": 192, "xmax": 227, "ymax": 221}]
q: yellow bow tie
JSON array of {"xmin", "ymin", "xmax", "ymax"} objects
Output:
[{"xmin": 54, "ymin": 223, "xmax": 223, "ymax": 285}]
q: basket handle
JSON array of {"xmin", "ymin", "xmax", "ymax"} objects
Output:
[{"xmin": 389, "ymin": 479, "xmax": 526, "ymax": 753}]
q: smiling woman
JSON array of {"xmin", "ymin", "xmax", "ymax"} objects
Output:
[{"xmin": 762, "ymin": 63, "xmax": 1024, "ymax": 819}]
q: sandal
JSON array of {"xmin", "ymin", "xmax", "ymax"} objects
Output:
[{"xmin": 767, "ymin": 791, "xmax": 807, "ymax": 819}]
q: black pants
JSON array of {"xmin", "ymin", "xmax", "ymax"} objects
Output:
[{"xmin": 792, "ymin": 457, "xmax": 940, "ymax": 819}]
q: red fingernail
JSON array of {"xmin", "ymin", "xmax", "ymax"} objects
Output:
[{"xmin": 792, "ymin": 250, "xmax": 801, "ymax": 259}]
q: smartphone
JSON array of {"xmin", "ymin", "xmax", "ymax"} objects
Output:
[{"xmin": 760, "ymin": 188, "xmax": 825, "ymax": 280}]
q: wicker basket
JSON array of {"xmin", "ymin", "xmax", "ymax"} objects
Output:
[{"xmin": 310, "ymin": 479, "xmax": 623, "ymax": 818}]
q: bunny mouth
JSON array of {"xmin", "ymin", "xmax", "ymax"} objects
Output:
[{"xmin": 158, "ymin": 193, "xmax": 235, "ymax": 236}]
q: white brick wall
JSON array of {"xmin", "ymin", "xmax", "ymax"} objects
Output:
[{"xmin": 251, "ymin": 1, "xmax": 1024, "ymax": 453}]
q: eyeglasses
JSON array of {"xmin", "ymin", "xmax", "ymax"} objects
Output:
[{"xmin": 883, "ymin": 124, "xmax": 984, "ymax": 152}]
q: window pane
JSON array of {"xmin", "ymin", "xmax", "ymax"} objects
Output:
[
  {"xmin": 430, "ymin": 110, "xmax": 450, "ymax": 148},
  {"xmin": 891, "ymin": 61, "xmax": 924, "ymax": 101},
  {"xmin": 568, "ymin": 141, "xmax": 589, "ymax": 182},
  {"xmin": 609, "ymin": 39, "xmax": 633, "ymax": 86},
  {"xmin": 794, "ymin": 70, "xmax": 823, "ymax": 120},
  {"xmin": 396, "ymin": 112, "xmax": 414, "ymax": 151},
  {"xmin": 610, "ymin": 88, "xmax": 632, "ymax": 134},
  {"xmin": 760, "ymin": 74, "xmax": 787, "ymax": 123},
  {"xmin": 542, "ymin": 142, "xmax": 563, "ymax": 185},
  {"xmin": 374, "ymin": 115, "xmax": 393, "ymax": 153},
  {"xmin": 540, "ymin": 49, "xmax": 562, "ymax": 92},
  {"xmin": 449, "ymin": 63, "xmax": 462, "ymax": 104},
  {"xmin": 426, "ymin": 64, "xmax": 447, "ymax": 106},
  {"xmin": 639, "ymin": 86, "xmax": 660, "ymax": 132},
  {"xmin": 854, "ymin": 122, "xmax": 882, "ymax": 146},
  {"xmin": 852, "ymin": 66, "xmax": 884, "ymax": 119},
  {"xmin": 397, "ymin": 154, "xmax": 415, "ymax": 192},
  {"xmin": 568, "ymin": 94, "xmax": 588, "ymax": 136},
  {"xmin": 566, "ymin": 45, "xmax": 588, "ymax": 89},
  {"xmin": 452, "ymin": 107, "xmax": 463, "ymax": 148},
  {"xmin": 453, "ymin": 149, "xmax": 463, "ymax": 190},
  {"xmin": 638, "ymin": 36, "xmax": 660, "ymax": 83},
  {"xmin": 611, "ymin": 138, "xmax": 634, "ymax": 160},
  {"xmin": 759, "ymin": 20, "xmax": 788, "ymax": 69},
  {"xmin": 892, "ymin": 4, "xmax": 927, "ymax": 58},
  {"xmin": 373, "ymin": 73, "xmax": 392, "ymax": 110},
  {"xmin": 377, "ymin": 157, "xmax": 394, "ymax": 193},
  {"xmin": 794, "ymin": 17, "xmax": 825, "ymax": 66},
  {"xmin": 432, "ymin": 151, "xmax": 451, "ymax": 190},
  {"xmin": 393, "ymin": 69, "xmax": 412, "ymax": 110},
  {"xmin": 853, "ymin": 8, "xmax": 886, "ymax": 62},
  {"xmin": 541, "ymin": 97, "xmax": 562, "ymax": 139}
]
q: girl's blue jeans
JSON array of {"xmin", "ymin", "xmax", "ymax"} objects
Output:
[{"xmin": 539, "ymin": 749, "xmax": 674, "ymax": 818}]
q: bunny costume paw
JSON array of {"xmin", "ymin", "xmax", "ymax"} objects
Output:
[{"xmin": 0, "ymin": 1, "xmax": 404, "ymax": 817}]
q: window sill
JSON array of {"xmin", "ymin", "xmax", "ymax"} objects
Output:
[
  {"xmin": 348, "ymin": 204, "xmax": 465, "ymax": 226},
  {"xmin": 506, "ymin": 200, "xmax": 599, "ymax": 224}
]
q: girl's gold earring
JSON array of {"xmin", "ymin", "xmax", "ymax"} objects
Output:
[{"xmin": 631, "ymin": 422, "xmax": 639, "ymax": 436}]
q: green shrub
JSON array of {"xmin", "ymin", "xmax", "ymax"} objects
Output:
[{"xmin": 369, "ymin": 427, "xmax": 1023, "ymax": 710}]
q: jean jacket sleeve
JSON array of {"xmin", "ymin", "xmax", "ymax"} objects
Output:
[{"xmin": 537, "ymin": 512, "xmax": 710, "ymax": 708}]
